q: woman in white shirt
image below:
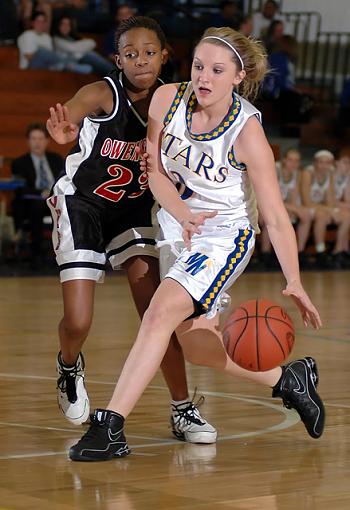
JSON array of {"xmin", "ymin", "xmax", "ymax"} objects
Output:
[{"xmin": 53, "ymin": 15, "xmax": 114, "ymax": 76}]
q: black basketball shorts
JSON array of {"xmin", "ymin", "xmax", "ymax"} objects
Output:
[{"xmin": 47, "ymin": 194, "xmax": 158, "ymax": 283}]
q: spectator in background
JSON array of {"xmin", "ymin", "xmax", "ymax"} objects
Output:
[
  {"xmin": 301, "ymin": 150, "xmax": 350, "ymax": 269},
  {"xmin": 251, "ymin": 0, "xmax": 281, "ymax": 39},
  {"xmin": 334, "ymin": 149, "xmax": 350, "ymax": 211},
  {"xmin": 53, "ymin": 15, "xmax": 114, "ymax": 75},
  {"xmin": 333, "ymin": 149, "xmax": 350, "ymax": 264},
  {"xmin": 212, "ymin": 1, "xmax": 241, "ymax": 29},
  {"xmin": 18, "ymin": 0, "xmax": 54, "ymax": 30},
  {"xmin": 17, "ymin": 11, "xmax": 92, "ymax": 73},
  {"xmin": 263, "ymin": 35, "xmax": 314, "ymax": 124},
  {"xmin": 237, "ymin": 14, "xmax": 253, "ymax": 37},
  {"xmin": 259, "ymin": 148, "xmax": 313, "ymax": 269},
  {"xmin": 104, "ymin": 3, "xmax": 136, "ymax": 61},
  {"xmin": 11, "ymin": 123, "xmax": 63, "ymax": 266},
  {"xmin": 263, "ymin": 18, "xmax": 284, "ymax": 53}
]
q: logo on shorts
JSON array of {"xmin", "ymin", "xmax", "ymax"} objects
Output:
[{"xmin": 184, "ymin": 252, "xmax": 212, "ymax": 276}]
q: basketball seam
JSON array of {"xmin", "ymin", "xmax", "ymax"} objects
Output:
[
  {"xmin": 224, "ymin": 315, "xmax": 293, "ymax": 329},
  {"xmin": 264, "ymin": 313, "xmax": 287, "ymax": 358},
  {"xmin": 223, "ymin": 308, "xmax": 249, "ymax": 361}
]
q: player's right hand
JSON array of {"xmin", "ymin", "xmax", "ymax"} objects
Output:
[
  {"xmin": 46, "ymin": 103, "xmax": 79, "ymax": 144},
  {"xmin": 181, "ymin": 210, "xmax": 218, "ymax": 249}
]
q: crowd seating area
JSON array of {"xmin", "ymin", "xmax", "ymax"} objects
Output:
[{"xmin": 0, "ymin": 1, "xmax": 349, "ymax": 274}]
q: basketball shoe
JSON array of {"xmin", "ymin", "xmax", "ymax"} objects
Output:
[
  {"xmin": 69, "ymin": 409, "xmax": 130, "ymax": 461},
  {"xmin": 272, "ymin": 357, "xmax": 325, "ymax": 439},
  {"xmin": 171, "ymin": 394, "xmax": 217, "ymax": 444},
  {"xmin": 56, "ymin": 352, "xmax": 90, "ymax": 425}
]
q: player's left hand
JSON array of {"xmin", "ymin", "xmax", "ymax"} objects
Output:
[
  {"xmin": 134, "ymin": 146, "xmax": 149, "ymax": 174},
  {"xmin": 283, "ymin": 280, "xmax": 322, "ymax": 329}
]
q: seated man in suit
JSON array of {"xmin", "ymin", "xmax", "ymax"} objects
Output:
[{"xmin": 12, "ymin": 122, "xmax": 63, "ymax": 264}]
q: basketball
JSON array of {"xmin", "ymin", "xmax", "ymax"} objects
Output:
[{"xmin": 223, "ymin": 299, "xmax": 295, "ymax": 372}]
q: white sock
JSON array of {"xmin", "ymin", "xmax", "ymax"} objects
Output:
[
  {"xmin": 316, "ymin": 242, "xmax": 326, "ymax": 253},
  {"xmin": 171, "ymin": 397, "xmax": 190, "ymax": 408}
]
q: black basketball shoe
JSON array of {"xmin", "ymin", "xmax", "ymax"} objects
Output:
[
  {"xmin": 272, "ymin": 357, "xmax": 325, "ymax": 439},
  {"xmin": 69, "ymin": 409, "xmax": 130, "ymax": 461}
]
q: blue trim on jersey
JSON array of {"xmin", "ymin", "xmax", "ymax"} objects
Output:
[
  {"xmin": 163, "ymin": 82, "xmax": 188, "ymax": 127},
  {"xmin": 228, "ymin": 146, "xmax": 247, "ymax": 171},
  {"xmin": 107, "ymin": 237, "xmax": 156, "ymax": 259},
  {"xmin": 186, "ymin": 91, "xmax": 241, "ymax": 141},
  {"xmin": 200, "ymin": 228, "xmax": 253, "ymax": 311}
]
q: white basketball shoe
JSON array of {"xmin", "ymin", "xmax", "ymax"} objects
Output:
[
  {"xmin": 171, "ymin": 393, "xmax": 217, "ymax": 444},
  {"xmin": 56, "ymin": 352, "xmax": 90, "ymax": 425}
]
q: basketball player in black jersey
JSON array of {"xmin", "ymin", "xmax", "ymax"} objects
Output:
[{"xmin": 46, "ymin": 16, "xmax": 217, "ymax": 444}]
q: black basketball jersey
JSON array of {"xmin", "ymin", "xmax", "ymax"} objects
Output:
[{"xmin": 54, "ymin": 70, "xmax": 155, "ymax": 212}]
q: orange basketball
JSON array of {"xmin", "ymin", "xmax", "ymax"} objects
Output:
[{"xmin": 223, "ymin": 299, "xmax": 295, "ymax": 372}]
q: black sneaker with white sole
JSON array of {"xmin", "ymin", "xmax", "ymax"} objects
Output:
[
  {"xmin": 69, "ymin": 409, "xmax": 130, "ymax": 461},
  {"xmin": 272, "ymin": 357, "xmax": 325, "ymax": 439}
]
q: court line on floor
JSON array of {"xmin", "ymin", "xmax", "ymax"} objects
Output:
[
  {"xmin": 0, "ymin": 371, "xmax": 303, "ymax": 460},
  {"xmin": 0, "ymin": 371, "xmax": 346, "ymax": 410}
]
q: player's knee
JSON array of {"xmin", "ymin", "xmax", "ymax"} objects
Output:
[
  {"xmin": 315, "ymin": 209, "xmax": 331, "ymax": 225},
  {"xmin": 62, "ymin": 315, "xmax": 91, "ymax": 339},
  {"xmin": 142, "ymin": 302, "xmax": 171, "ymax": 332},
  {"xmin": 300, "ymin": 208, "xmax": 312, "ymax": 223}
]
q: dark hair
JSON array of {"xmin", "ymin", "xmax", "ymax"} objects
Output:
[
  {"xmin": 26, "ymin": 122, "xmax": 48, "ymax": 138},
  {"xmin": 53, "ymin": 15, "xmax": 79, "ymax": 40},
  {"xmin": 114, "ymin": 16, "xmax": 166, "ymax": 54},
  {"xmin": 31, "ymin": 10, "xmax": 46, "ymax": 22}
]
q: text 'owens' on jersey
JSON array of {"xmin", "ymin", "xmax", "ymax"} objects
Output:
[{"xmin": 53, "ymin": 70, "xmax": 155, "ymax": 212}]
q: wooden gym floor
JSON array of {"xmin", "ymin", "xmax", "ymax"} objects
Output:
[{"xmin": 0, "ymin": 270, "xmax": 349, "ymax": 509}]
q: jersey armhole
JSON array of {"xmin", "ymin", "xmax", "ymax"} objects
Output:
[
  {"xmin": 87, "ymin": 76, "xmax": 119, "ymax": 123},
  {"xmin": 163, "ymin": 82, "xmax": 189, "ymax": 127},
  {"xmin": 227, "ymin": 110, "xmax": 261, "ymax": 172}
]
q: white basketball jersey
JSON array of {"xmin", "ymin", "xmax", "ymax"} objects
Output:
[
  {"xmin": 306, "ymin": 166, "xmax": 330, "ymax": 204},
  {"xmin": 276, "ymin": 161, "xmax": 298, "ymax": 201},
  {"xmin": 334, "ymin": 173, "xmax": 349, "ymax": 201},
  {"xmin": 159, "ymin": 82, "xmax": 261, "ymax": 231}
]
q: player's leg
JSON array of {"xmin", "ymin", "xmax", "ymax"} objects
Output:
[
  {"xmin": 123, "ymin": 254, "xmax": 188, "ymax": 400},
  {"xmin": 332, "ymin": 208, "xmax": 350, "ymax": 254},
  {"xmin": 122, "ymin": 254, "xmax": 217, "ymax": 443},
  {"xmin": 176, "ymin": 314, "xmax": 324, "ymax": 438},
  {"xmin": 295, "ymin": 206, "xmax": 313, "ymax": 252},
  {"xmin": 313, "ymin": 208, "xmax": 332, "ymax": 267},
  {"xmin": 48, "ymin": 194, "xmax": 106, "ymax": 425},
  {"xmin": 69, "ymin": 278, "xmax": 195, "ymax": 461}
]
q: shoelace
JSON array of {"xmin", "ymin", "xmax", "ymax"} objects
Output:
[
  {"xmin": 57, "ymin": 361, "xmax": 82, "ymax": 403},
  {"xmin": 78, "ymin": 418, "xmax": 106, "ymax": 443},
  {"xmin": 172, "ymin": 389, "xmax": 206, "ymax": 427}
]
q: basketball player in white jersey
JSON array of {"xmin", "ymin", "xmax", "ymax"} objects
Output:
[
  {"xmin": 334, "ymin": 150, "xmax": 350, "ymax": 209},
  {"xmin": 259, "ymin": 148, "xmax": 313, "ymax": 268},
  {"xmin": 334, "ymin": 149, "xmax": 350, "ymax": 265},
  {"xmin": 69, "ymin": 27, "xmax": 324, "ymax": 461},
  {"xmin": 301, "ymin": 150, "xmax": 350, "ymax": 268}
]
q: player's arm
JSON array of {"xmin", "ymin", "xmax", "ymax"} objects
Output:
[
  {"xmin": 147, "ymin": 84, "xmax": 216, "ymax": 246},
  {"xmin": 235, "ymin": 117, "xmax": 321, "ymax": 328},
  {"xmin": 46, "ymin": 81, "xmax": 113, "ymax": 144}
]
